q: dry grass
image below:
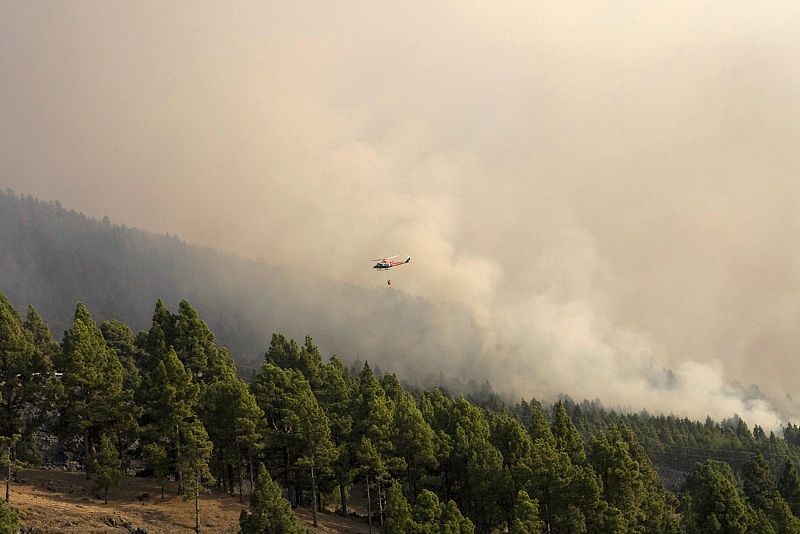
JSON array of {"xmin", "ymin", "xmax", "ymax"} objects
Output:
[{"xmin": 10, "ymin": 469, "xmax": 378, "ymax": 533}]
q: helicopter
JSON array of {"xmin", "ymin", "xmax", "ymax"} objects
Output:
[{"xmin": 371, "ymin": 255, "xmax": 411, "ymax": 271}]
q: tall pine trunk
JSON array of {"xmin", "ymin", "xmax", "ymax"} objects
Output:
[
  {"xmin": 175, "ymin": 425, "xmax": 183, "ymax": 495},
  {"xmin": 284, "ymin": 446, "xmax": 294, "ymax": 506},
  {"xmin": 5, "ymin": 445, "xmax": 11, "ymax": 502},
  {"xmin": 237, "ymin": 445, "xmax": 243, "ymax": 503},
  {"xmin": 217, "ymin": 452, "xmax": 225, "ymax": 491},
  {"xmin": 366, "ymin": 474, "xmax": 372, "ymax": 534},
  {"xmin": 338, "ymin": 480, "xmax": 348, "ymax": 516},
  {"xmin": 84, "ymin": 429, "xmax": 91, "ymax": 480},
  {"xmin": 311, "ymin": 462, "xmax": 318, "ymax": 527},
  {"xmin": 194, "ymin": 469, "xmax": 201, "ymax": 533},
  {"xmin": 248, "ymin": 445, "xmax": 254, "ymax": 494},
  {"xmin": 377, "ymin": 480, "xmax": 384, "ymax": 527}
]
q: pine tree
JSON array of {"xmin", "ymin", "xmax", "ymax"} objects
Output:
[
  {"xmin": 779, "ymin": 458, "xmax": 800, "ymax": 516},
  {"xmin": 0, "ymin": 295, "xmax": 51, "ymax": 445},
  {"xmin": 351, "ymin": 362, "xmax": 398, "ymax": 526},
  {"xmin": 317, "ymin": 356, "xmax": 355, "ymax": 516},
  {"xmin": 353, "ymin": 363, "xmax": 396, "ymax": 462},
  {"xmin": 295, "ymin": 378, "xmax": 336, "ymax": 527},
  {"xmin": 0, "ymin": 436, "xmax": 19, "ymax": 503},
  {"xmin": 742, "ymin": 453, "xmax": 800, "ymax": 533},
  {"xmin": 173, "ymin": 300, "xmax": 235, "ymax": 383},
  {"xmin": 239, "ymin": 463, "xmax": 306, "ymax": 534},
  {"xmin": 529, "ymin": 400, "xmax": 556, "ymax": 448},
  {"xmin": 251, "ymin": 361, "xmax": 335, "ymax": 519},
  {"xmin": 201, "ymin": 376, "xmax": 263, "ymax": 501},
  {"xmin": 139, "ymin": 348, "xmax": 200, "ymax": 494},
  {"xmin": 264, "ymin": 333, "xmax": 300, "ymax": 370},
  {"xmin": 177, "ymin": 418, "xmax": 214, "ymax": 534},
  {"xmin": 298, "ymin": 335, "xmax": 324, "ymax": 389},
  {"xmin": 143, "ymin": 443, "xmax": 170, "ymax": 499},
  {"xmin": 441, "ymin": 499, "xmax": 475, "ymax": 534},
  {"xmin": 552, "ymin": 401, "xmax": 586, "ymax": 464},
  {"xmin": 356, "ymin": 437, "xmax": 389, "ymax": 531},
  {"xmin": 146, "ymin": 300, "xmax": 235, "ymax": 385},
  {"xmin": 385, "ymin": 481, "xmax": 414, "ymax": 533},
  {"xmin": 589, "ymin": 424, "xmax": 643, "ymax": 521},
  {"xmin": 91, "ymin": 433, "xmax": 121, "ymax": 504},
  {"xmin": 392, "ymin": 390, "xmax": 436, "ymax": 503},
  {"xmin": 151, "ymin": 299, "xmax": 176, "ymax": 347},
  {"xmin": 413, "ymin": 490, "xmax": 443, "ymax": 533},
  {"xmin": 490, "ymin": 413, "xmax": 534, "ymax": 530},
  {"xmin": 742, "ymin": 452, "xmax": 776, "ymax": 511},
  {"xmin": 420, "ymin": 389, "xmax": 456, "ymax": 503},
  {"xmin": 616, "ymin": 423, "xmax": 680, "ymax": 533},
  {"xmin": 528, "ymin": 436, "xmax": 580, "ymax": 533},
  {"xmin": 0, "ymin": 497, "xmax": 18, "ymax": 534},
  {"xmin": 55, "ymin": 303, "xmax": 137, "ymax": 476},
  {"xmin": 251, "ymin": 362, "xmax": 305, "ymax": 505},
  {"xmin": 682, "ymin": 459, "xmax": 756, "ymax": 533},
  {"xmin": 512, "ymin": 490, "xmax": 545, "ymax": 533},
  {"xmin": 100, "ymin": 319, "xmax": 140, "ymax": 391},
  {"xmin": 449, "ymin": 398, "xmax": 504, "ymax": 532},
  {"xmin": 22, "ymin": 305, "xmax": 59, "ymax": 365}
]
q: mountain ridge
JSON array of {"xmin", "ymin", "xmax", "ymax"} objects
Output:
[{"xmin": 0, "ymin": 189, "xmax": 483, "ymax": 381}]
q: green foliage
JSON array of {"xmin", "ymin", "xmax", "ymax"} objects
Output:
[
  {"xmin": 138, "ymin": 336, "xmax": 205, "ymax": 496},
  {"xmin": 590, "ymin": 424, "xmax": 642, "ymax": 513},
  {"xmin": 779, "ymin": 458, "xmax": 800, "ymax": 516},
  {"xmin": 412, "ymin": 489, "xmax": 442, "ymax": 532},
  {"xmin": 441, "ymin": 499, "xmax": 474, "ymax": 534},
  {"xmin": 392, "ymin": 390, "xmax": 436, "ymax": 501},
  {"xmin": 316, "ymin": 356, "xmax": 355, "ymax": 513},
  {"xmin": 239, "ymin": 463, "xmax": 306, "ymax": 534},
  {"xmin": 91, "ymin": 433, "xmax": 121, "ymax": 503},
  {"xmin": 145, "ymin": 299, "xmax": 236, "ymax": 385},
  {"xmin": 177, "ymin": 418, "xmax": 215, "ymax": 501},
  {"xmin": 353, "ymin": 363, "xmax": 396, "ymax": 465},
  {"xmin": 512, "ymin": 490, "xmax": 545, "ymax": 533},
  {"xmin": 139, "ymin": 346, "xmax": 200, "ymax": 444},
  {"xmin": 356, "ymin": 437, "xmax": 388, "ymax": 483},
  {"xmin": 489, "ymin": 413, "xmax": 534, "ymax": 526},
  {"xmin": 450, "ymin": 398, "xmax": 505, "ymax": 532},
  {"xmin": 529, "ymin": 400, "xmax": 556, "ymax": 448},
  {"xmin": 22, "ymin": 305, "xmax": 59, "ymax": 364},
  {"xmin": 552, "ymin": 401, "xmax": 586, "ymax": 464},
  {"xmin": 251, "ymin": 361, "xmax": 335, "ymax": 510},
  {"xmin": 55, "ymin": 303, "xmax": 137, "ymax": 471},
  {"xmin": 385, "ymin": 481, "xmax": 414, "ymax": 533},
  {"xmin": 0, "ymin": 497, "xmax": 19, "ymax": 534},
  {"xmin": 201, "ymin": 376, "xmax": 263, "ymax": 493},
  {"xmin": 742, "ymin": 452, "xmax": 776, "ymax": 511},
  {"xmin": 143, "ymin": 442, "xmax": 170, "ymax": 497},
  {"xmin": 682, "ymin": 459, "xmax": 757, "ymax": 533},
  {"xmin": 2, "ymin": 291, "xmax": 799, "ymax": 534},
  {"xmin": 0, "ymin": 295, "xmax": 52, "ymax": 441},
  {"xmin": 100, "ymin": 319, "xmax": 141, "ymax": 391}
]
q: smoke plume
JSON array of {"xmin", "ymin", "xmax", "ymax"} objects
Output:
[{"xmin": 3, "ymin": 2, "xmax": 800, "ymax": 427}]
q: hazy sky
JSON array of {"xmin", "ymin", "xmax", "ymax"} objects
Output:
[{"xmin": 4, "ymin": 2, "xmax": 800, "ymax": 426}]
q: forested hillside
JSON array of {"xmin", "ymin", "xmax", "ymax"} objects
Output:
[
  {"xmin": 2, "ymin": 291, "xmax": 800, "ymax": 532},
  {"xmin": 0, "ymin": 190, "xmax": 482, "ymax": 381}
]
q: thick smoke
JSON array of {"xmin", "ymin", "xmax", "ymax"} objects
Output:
[{"xmin": 3, "ymin": 2, "xmax": 800, "ymax": 427}]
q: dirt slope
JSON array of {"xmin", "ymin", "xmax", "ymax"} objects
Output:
[{"xmin": 10, "ymin": 469, "xmax": 377, "ymax": 533}]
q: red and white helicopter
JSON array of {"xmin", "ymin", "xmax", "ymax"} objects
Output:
[{"xmin": 371, "ymin": 255, "xmax": 411, "ymax": 271}]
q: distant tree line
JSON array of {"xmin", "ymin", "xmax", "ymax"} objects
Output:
[{"xmin": 3, "ymin": 290, "xmax": 800, "ymax": 532}]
